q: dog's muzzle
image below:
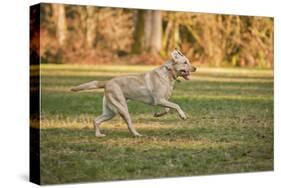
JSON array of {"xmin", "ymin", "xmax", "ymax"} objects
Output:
[{"xmin": 180, "ymin": 70, "xmax": 190, "ymax": 80}]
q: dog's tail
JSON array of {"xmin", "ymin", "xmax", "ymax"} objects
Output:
[{"xmin": 71, "ymin": 80, "xmax": 106, "ymax": 92}]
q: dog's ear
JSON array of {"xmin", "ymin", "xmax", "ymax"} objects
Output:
[
  {"xmin": 175, "ymin": 48, "xmax": 184, "ymax": 56},
  {"xmin": 171, "ymin": 48, "xmax": 184, "ymax": 63},
  {"xmin": 165, "ymin": 60, "xmax": 175, "ymax": 70},
  {"xmin": 171, "ymin": 50, "xmax": 180, "ymax": 63}
]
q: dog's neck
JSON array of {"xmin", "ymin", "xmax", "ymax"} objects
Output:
[
  {"xmin": 163, "ymin": 60, "xmax": 178, "ymax": 81},
  {"xmin": 154, "ymin": 60, "xmax": 177, "ymax": 85},
  {"xmin": 167, "ymin": 68, "xmax": 177, "ymax": 81}
]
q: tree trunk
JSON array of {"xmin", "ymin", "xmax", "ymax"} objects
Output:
[
  {"xmin": 163, "ymin": 20, "xmax": 173, "ymax": 52},
  {"xmin": 52, "ymin": 4, "xmax": 66, "ymax": 46},
  {"xmin": 150, "ymin": 10, "xmax": 162, "ymax": 54},
  {"xmin": 86, "ymin": 6, "xmax": 95, "ymax": 48},
  {"xmin": 132, "ymin": 10, "xmax": 162, "ymax": 54},
  {"xmin": 144, "ymin": 10, "xmax": 152, "ymax": 50},
  {"xmin": 132, "ymin": 10, "xmax": 145, "ymax": 54}
]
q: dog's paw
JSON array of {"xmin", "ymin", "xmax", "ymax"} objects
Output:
[
  {"xmin": 154, "ymin": 112, "xmax": 161, "ymax": 117},
  {"xmin": 95, "ymin": 133, "xmax": 106, "ymax": 137},
  {"xmin": 180, "ymin": 116, "xmax": 187, "ymax": 120},
  {"xmin": 179, "ymin": 112, "xmax": 188, "ymax": 120},
  {"xmin": 133, "ymin": 132, "xmax": 143, "ymax": 137}
]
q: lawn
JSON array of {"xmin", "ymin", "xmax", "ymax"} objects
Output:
[{"xmin": 38, "ymin": 64, "xmax": 273, "ymax": 184}]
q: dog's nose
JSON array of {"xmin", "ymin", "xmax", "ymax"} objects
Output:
[{"xmin": 193, "ymin": 67, "xmax": 197, "ymax": 72}]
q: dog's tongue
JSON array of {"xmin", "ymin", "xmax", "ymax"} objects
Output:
[
  {"xmin": 183, "ymin": 75, "xmax": 190, "ymax": 80},
  {"xmin": 182, "ymin": 72, "xmax": 190, "ymax": 80}
]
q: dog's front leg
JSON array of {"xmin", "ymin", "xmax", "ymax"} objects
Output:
[
  {"xmin": 154, "ymin": 107, "xmax": 170, "ymax": 117},
  {"xmin": 156, "ymin": 99, "xmax": 188, "ymax": 120}
]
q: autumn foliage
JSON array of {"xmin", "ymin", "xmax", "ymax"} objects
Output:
[{"xmin": 34, "ymin": 3, "xmax": 273, "ymax": 68}]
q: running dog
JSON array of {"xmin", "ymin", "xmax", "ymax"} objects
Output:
[{"xmin": 71, "ymin": 49, "xmax": 196, "ymax": 137}]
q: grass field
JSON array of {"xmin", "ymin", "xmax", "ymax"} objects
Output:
[{"xmin": 39, "ymin": 64, "xmax": 273, "ymax": 184}]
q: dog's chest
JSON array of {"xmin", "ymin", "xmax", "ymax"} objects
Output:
[
  {"xmin": 155, "ymin": 77, "xmax": 175, "ymax": 99},
  {"xmin": 150, "ymin": 69, "xmax": 176, "ymax": 99},
  {"xmin": 164, "ymin": 80, "xmax": 175, "ymax": 99}
]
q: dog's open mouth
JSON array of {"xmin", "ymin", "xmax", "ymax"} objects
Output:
[{"xmin": 180, "ymin": 70, "xmax": 190, "ymax": 80}]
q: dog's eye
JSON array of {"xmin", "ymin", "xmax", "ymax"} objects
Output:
[{"xmin": 184, "ymin": 61, "xmax": 187, "ymax": 64}]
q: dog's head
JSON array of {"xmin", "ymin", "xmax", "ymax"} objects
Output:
[{"xmin": 170, "ymin": 48, "xmax": 196, "ymax": 80}]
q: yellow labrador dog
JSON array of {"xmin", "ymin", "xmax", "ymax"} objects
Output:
[{"xmin": 71, "ymin": 49, "xmax": 196, "ymax": 137}]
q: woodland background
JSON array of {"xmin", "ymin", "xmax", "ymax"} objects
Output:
[
  {"xmin": 31, "ymin": 3, "xmax": 273, "ymax": 68},
  {"xmin": 29, "ymin": 4, "xmax": 273, "ymax": 184}
]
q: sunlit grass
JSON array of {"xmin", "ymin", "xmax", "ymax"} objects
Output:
[
  {"xmin": 39, "ymin": 64, "xmax": 273, "ymax": 184},
  {"xmin": 40, "ymin": 64, "xmax": 273, "ymax": 74}
]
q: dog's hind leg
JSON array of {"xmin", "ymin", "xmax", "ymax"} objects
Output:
[
  {"xmin": 94, "ymin": 112, "xmax": 114, "ymax": 137},
  {"xmin": 94, "ymin": 97, "xmax": 115, "ymax": 137},
  {"xmin": 106, "ymin": 92, "xmax": 142, "ymax": 137},
  {"xmin": 119, "ymin": 108, "xmax": 142, "ymax": 137}
]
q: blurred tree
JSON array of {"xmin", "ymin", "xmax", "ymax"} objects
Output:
[
  {"xmin": 132, "ymin": 10, "xmax": 162, "ymax": 54},
  {"xmin": 162, "ymin": 13, "xmax": 181, "ymax": 53},
  {"xmin": 132, "ymin": 10, "xmax": 145, "ymax": 54},
  {"xmin": 50, "ymin": 4, "xmax": 66, "ymax": 63},
  {"xmin": 149, "ymin": 10, "xmax": 162, "ymax": 54},
  {"xmin": 52, "ymin": 4, "xmax": 66, "ymax": 46},
  {"xmin": 86, "ymin": 6, "xmax": 95, "ymax": 48},
  {"xmin": 38, "ymin": 3, "xmax": 273, "ymax": 68}
]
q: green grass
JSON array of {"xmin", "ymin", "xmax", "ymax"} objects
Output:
[{"xmin": 38, "ymin": 64, "xmax": 273, "ymax": 184}]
